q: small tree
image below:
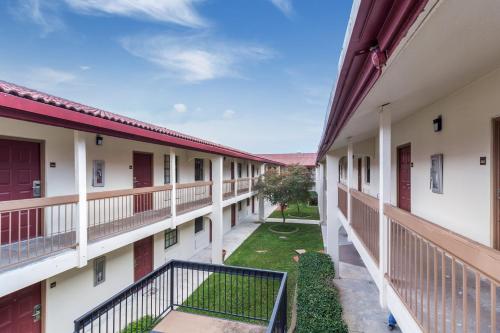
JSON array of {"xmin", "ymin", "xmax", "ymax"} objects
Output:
[
  {"xmin": 254, "ymin": 169, "xmax": 293, "ymax": 223},
  {"xmin": 287, "ymin": 165, "xmax": 314, "ymax": 216},
  {"xmin": 255, "ymin": 165, "xmax": 314, "ymax": 222}
]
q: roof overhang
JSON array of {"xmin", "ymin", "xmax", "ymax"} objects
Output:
[
  {"xmin": 317, "ymin": 0, "xmax": 430, "ymax": 162},
  {"xmin": 0, "ymin": 92, "xmax": 280, "ymax": 164}
]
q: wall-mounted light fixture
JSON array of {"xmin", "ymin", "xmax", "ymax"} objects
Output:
[
  {"xmin": 96, "ymin": 135, "xmax": 103, "ymax": 146},
  {"xmin": 433, "ymin": 115, "xmax": 442, "ymax": 132}
]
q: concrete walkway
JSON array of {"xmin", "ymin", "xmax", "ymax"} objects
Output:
[
  {"xmin": 265, "ymin": 217, "xmax": 320, "ymax": 224},
  {"xmin": 190, "ymin": 213, "xmax": 262, "ymax": 263},
  {"xmin": 322, "ymin": 224, "xmax": 400, "ymax": 333}
]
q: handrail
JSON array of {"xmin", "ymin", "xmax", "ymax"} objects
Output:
[
  {"xmin": 350, "ymin": 188, "xmax": 378, "ymax": 210},
  {"xmin": 176, "ymin": 180, "xmax": 213, "ymax": 189},
  {"xmin": 0, "ymin": 194, "xmax": 79, "ymax": 212},
  {"xmin": 385, "ymin": 204, "xmax": 500, "ymax": 282},
  {"xmin": 87, "ymin": 185, "xmax": 172, "ymax": 200},
  {"xmin": 223, "ymin": 179, "xmax": 236, "ymax": 183},
  {"xmin": 337, "ymin": 182, "xmax": 348, "ymax": 191}
]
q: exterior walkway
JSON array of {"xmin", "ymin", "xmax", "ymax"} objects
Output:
[
  {"xmin": 190, "ymin": 213, "xmax": 262, "ymax": 263},
  {"xmin": 153, "ymin": 311, "xmax": 266, "ymax": 333},
  {"xmin": 322, "ymin": 224, "xmax": 400, "ymax": 333}
]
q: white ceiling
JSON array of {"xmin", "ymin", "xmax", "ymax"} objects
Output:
[{"xmin": 330, "ymin": 0, "xmax": 500, "ymax": 150}]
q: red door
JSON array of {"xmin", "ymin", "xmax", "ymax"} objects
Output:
[
  {"xmin": 231, "ymin": 204, "xmax": 236, "ymax": 227},
  {"xmin": 0, "ymin": 283, "xmax": 41, "ymax": 333},
  {"xmin": 0, "ymin": 139, "xmax": 41, "ymax": 244},
  {"xmin": 133, "ymin": 152, "xmax": 153, "ymax": 213},
  {"xmin": 398, "ymin": 144, "xmax": 412, "ymax": 212},
  {"xmin": 134, "ymin": 236, "xmax": 153, "ymax": 281}
]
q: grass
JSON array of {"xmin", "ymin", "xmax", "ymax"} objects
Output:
[
  {"xmin": 269, "ymin": 202, "xmax": 320, "ymax": 220},
  {"xmin": 180, "ymin": 223, "xmax": 324, "ymax": 328}
]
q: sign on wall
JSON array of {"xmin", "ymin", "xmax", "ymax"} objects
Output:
[
  {"xmin": 430, "ymin": 154, "xmax": 443, "ymax": 194},
  {"xmin": 93, "ymin": 160, "xmax": 105, "ymax": 187}
]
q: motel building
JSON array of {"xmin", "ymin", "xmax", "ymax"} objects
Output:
[
  {"xmin": 317, "ymin": 0, "xmax": 500, "ymax": 333},
  {"xmin": 0, "ymin": 81, "xmax": 283, "ymax": 333}
]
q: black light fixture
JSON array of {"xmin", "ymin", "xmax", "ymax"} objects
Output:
[
  {"xmin": 433, "ymin": 115, "xmax": 442, "ymax": 132},
  {"xmin": 96, "ymin": 135, "xmax": 103, "ymax": 146}
]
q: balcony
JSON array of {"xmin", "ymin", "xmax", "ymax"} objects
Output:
[
  {"xmin": 237, "ymin": 178, "xmax": 250, "ymax": 195},
  {"xmin": 73, "ymin": 260, "xmax": 287, "ymax": 333},
  {"xmin": 0, "ymin": 182, "xmax": 213, "ymax": 271},
  {"xmin": 337, "ymin": 185, "xmax": 500, "ymax": 332},
  {"xmin": 223, "ymin": 179, "xmax": 235, "ymax": 200}
]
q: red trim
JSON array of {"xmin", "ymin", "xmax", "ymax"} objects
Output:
[
  {"xmin": 317, "ymin": 0, "xmax": 428, "ymax": 162},
  {"xmin": 0, "ymin": 92, "xmax": 281, "ymax": 164}
]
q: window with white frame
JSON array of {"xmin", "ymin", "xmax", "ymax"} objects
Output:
[
  {"xmin": 195, "ymin": 158, "xmax": 204, "ymax": 181},
  {"xmin": 94, "ymin": 256, "xmax": 106, "ymax": 286},
  {"xmin": 195, "ymin": 217, "xmax": 204, "ymax": 233},
  {"xmin": 164, "ymin": 155, "xmax": 171, "ymax": 184}
]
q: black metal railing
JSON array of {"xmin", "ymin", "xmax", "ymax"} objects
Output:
[{"xmin": 74, "ymin": 260, "xmax": 287, "ymax": 333}]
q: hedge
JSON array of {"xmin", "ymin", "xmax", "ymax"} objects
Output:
[{"xmin": 296, "ymin": 252, "xmax": 348, "ymax": 333}]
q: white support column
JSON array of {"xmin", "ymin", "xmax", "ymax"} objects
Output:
[
  {"xmin": 233, "ymin": 160, "xmax": 238, "ymax": 197},
  {"xmin": 326, "ymin": 153, "xmax": 341, "ymax": 275},
  {"xmin": 258, "ymin": 164, "xmax": 266, "ymax": 221},
  {"xmin": 248, "ymin": 163, "xmax": 252, "ymax": 192},
  {"xmin": 170, "ymin": 148, "xmax": 177, "ymax": 226},
  {"xmin": 317, "ymin": 163, "xmax": 325, "ymax": 223},
  {"xmin": 378, "ymin": 107, "xmax": 391, "ymax": 307},
  {"xmin": 210, "ymin": 156, "xmax": 224, "ymax": 264},
  {"xmin": 347, "ymin": 141, "xmax": 354, "ymax": 224},
  {"xmin": 74, "ymin": 130, "xmax": 88, "ymax": 267}
]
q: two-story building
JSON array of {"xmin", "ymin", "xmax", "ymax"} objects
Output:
[
  {"xmin": 317, "ymin": 0, "xmax": 499, "ymax": 332},
  {"xmin": 0, "ymin": 80, "xmax": 279, "ymax": 333}
]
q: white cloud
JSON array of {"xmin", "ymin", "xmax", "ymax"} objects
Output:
[
  {"xmin": 269, "ymin": 0, "xmax": 293, "ymax": 18},
  {"xmin": 80, "ymin": 65, "xmax": 91, "ymax": 71},
  {"xmin": 64, "ymin": 0, "xmax": 207, "ymax": 27},
  {"xmin": 30, "ymin": 67, "xmax": 76, "ymax": 85},
  {"xmin": 12, "ymin": 0, "xmax": 64, "ymax": 36},
  {"xmin": 121, "ymin": 33, "xmax": 274, "ymax": 82},
  {"xmin": 173, "ymin": 103, "xmax": 187, "ymax": 113},
  {"xmin": 223, "ymin": 109, "xmax": 235, "ymax": 119}
]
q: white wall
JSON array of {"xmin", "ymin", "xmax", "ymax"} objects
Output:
[
  {"xmin": 45, "ymin": 245, "xmax": 134, "ymax": 333},
  {"xmin": 390, "ymin": 67, "xmax": 500, "ymax": 246},
  {"xmin": 153, "ymin": 220, "xmax": 196, "ymax": 267}
]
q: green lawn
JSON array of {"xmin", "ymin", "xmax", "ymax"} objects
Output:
[
  {"xmin": 180, "ymin": 223, "xmax": 324, "ymax": 327},
  {"xmin": 269, "ymin": 202, "xmax": 320, "ymax": 220}
]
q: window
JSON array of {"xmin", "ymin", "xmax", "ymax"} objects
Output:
[
  {"xmin": 238, "ymin": 202, "xmax": 242, "ymax": 211},
  {"xmin": 237, "ymin": 163, "xmax": 242, "ymax": 178},
  {"xmin": 164, "ymin": 155, "xmax": 171, "ymax": 184},
  {"xmin": 365, "ymin": 156, "xmax": 371, "ymax": 184},
  {"xmin": 246, "ymin": 198, "xmax": 250, "ymax": 205},
  {"xmin": 164, "ymin": 228, "xmax": 178, "ymax": 249},
  {"xmin": 94, "ymin": 256, "xmax": 106, "ymax": 286},
  {"xmin": 195, "ymin": 158, "xmax": 204, "ymax": 181},
  {"xmin": 195, "ymin": 217, "xmax": 204, "ymax": 233},
  {"xmin": 175, "ymin": 156, "xmax": 179, "ymax": 183}
]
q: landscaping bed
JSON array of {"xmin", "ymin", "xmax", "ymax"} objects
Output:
[{"xmin": 296, "ymin": 252, "xmax": 348, "ymax": 333}]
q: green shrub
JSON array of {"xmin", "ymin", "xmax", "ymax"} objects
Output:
[
  {"xmin": 296, "ymin": 252, "xmax": 348, "ymax": 333},
  {"xmin": 121, "ymin": 315, "xmax": 154, "ymax": 333}
]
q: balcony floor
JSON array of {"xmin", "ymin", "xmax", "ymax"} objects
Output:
[{"xmin": 153, "ymin": 311, "xmax": 266, "ymax": 333}]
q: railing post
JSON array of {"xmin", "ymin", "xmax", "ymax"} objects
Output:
[
  {"xmin": 169, "ymin": 263, "xmax": 175, "ymax": 309},
  {"xmin": 378, "ymin": 106, "xmax": 391, "ymax": 308},
  {"xmin": 326, "ymin": 153, "xmax": 341, "ymax": 275},
  {"xmin": 170, "ymin": 148, "xmax": 177, "ymax": 226},
  {"xmin": 347, "ymin": 140, "xmax": 354, "ymax": 225},
  {"xmin": 210, "ymin": 156, "xmax": 224, "ymax": 264},
  {"xmin": 74, "ymin": 130, "xmax": 88, "ymax": 267}
]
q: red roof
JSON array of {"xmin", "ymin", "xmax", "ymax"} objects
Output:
[
  {"xmin": 0, "ymin": 80, "xmax": 281, "ymax": 164},
  {"xmin": 258, "ymin": 153, "xmax": 317, "ymax": 167}
]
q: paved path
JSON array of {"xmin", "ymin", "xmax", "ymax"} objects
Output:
[
  {"xmin": 322, "ymin": 225, "xmax": 400, "ymax": 333},
  {"xmin": 265, "ymin": 217, "xmax": 320, "ymax": 224},
  {"xmin": 190, "ymin": 213, "xmax": 262, "ymax": 263}
]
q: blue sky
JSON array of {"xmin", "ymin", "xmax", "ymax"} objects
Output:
[{"xmin": 0, "ymin": 0, "xmax": 351, "ymax": 153}]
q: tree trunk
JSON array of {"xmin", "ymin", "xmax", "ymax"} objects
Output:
[
  {"xmin": 296, "ymin": 201, "xmax": 301, "ymax": 216},
  {"xmin": 281, "ymin": 205, "xmax": 286, "ymax": 223}
]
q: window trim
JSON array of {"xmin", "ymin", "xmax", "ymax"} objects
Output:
[
  {"xmin": 195, "ymin": 217, "xmax": 204, "ymax": 233},
  {"xmin": 94, "ymin": 256, "xmax": 106, "ymax": 286},
  {"xmin": 164, "ymin": 228, "xmax": 178, "ymax": 249}
]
